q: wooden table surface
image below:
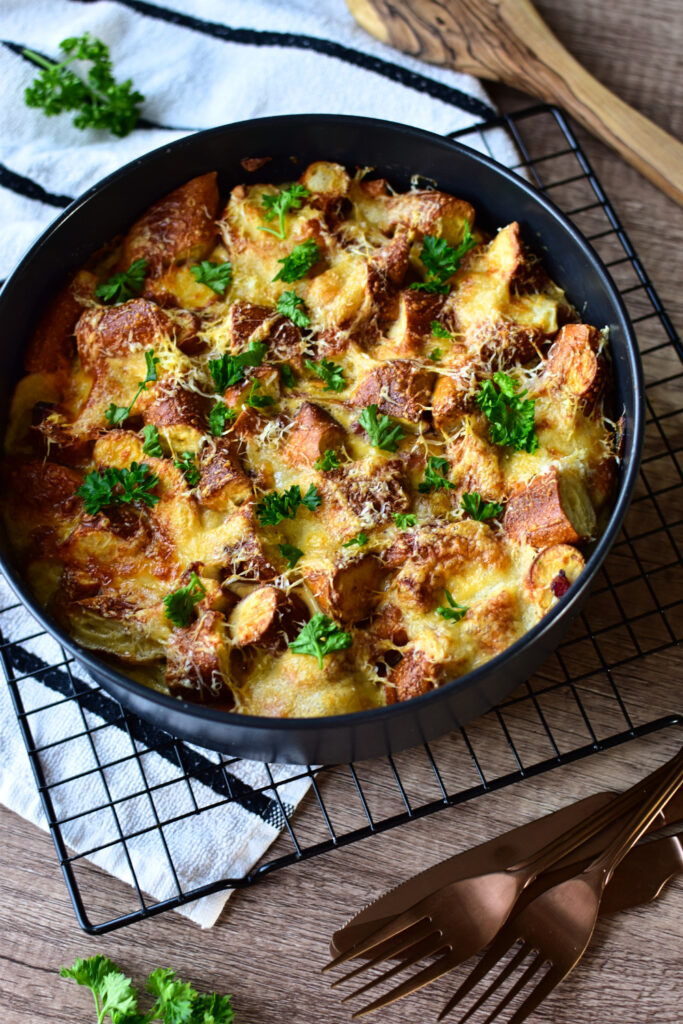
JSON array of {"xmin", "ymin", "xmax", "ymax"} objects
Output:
[{"xmin": 1, "ymin": 1, "xmax": 681, "ymax": 1022}]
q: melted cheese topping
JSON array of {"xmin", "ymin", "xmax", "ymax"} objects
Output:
[{"xmin": 2, "ymin": 165, "xmax": 617, "ymax": 717}]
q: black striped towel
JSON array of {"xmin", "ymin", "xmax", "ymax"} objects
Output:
[{"xmin": 0, "ymin": 0, "xmax": 515, "ymax": 927}]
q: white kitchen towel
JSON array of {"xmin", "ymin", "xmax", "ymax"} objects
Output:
[{"xmin": 0, "ymin": 0, "xmax": 517, "ymax": 928}]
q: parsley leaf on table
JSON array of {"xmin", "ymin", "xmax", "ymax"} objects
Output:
[
  {"xmin": 190, "ymin": 260, "xmax": 233, "ymax": 295},
  {"xmin": 77, "ymin": 463, "xmax": 160, "ymax": 515},
  {"xmin": 431, "ymin": 320, "xmax": 454, "ymax": 340},
  {"xmin": 305, "ymin": 357, "xmax": 345, "ymax": 392},
  {"xmin": 278, "ymin": 542, "xmax": 304, "ymax": 568},
  {"xmin": 95, "ymin": 257, "xmax": 148, "ymax": 305},
  {"xmin": 272, "ymin": 239, "xmax": 320, "ymax": 283},
  {"xmin": 342, "ymin": 531, "xmax": 369, "ymax": 548},
  {"xmin": 436, "ymin": 590, "xmax": 469, "ymax": 622},
  {"xmin": 358, "ymin": 404, "xmax": 406, "ymax": 452},
  {"xmin": 461, "ymin": 491, "xmax": 503, "ymax": 521},
  {"xmin": 104, "ymin": 347, "xmax": 159, "ymax": 426},
  {"xmin": 208, "ymin": 341, "xmax": 267, "ymax": 394},
  {"xmin": 394, "ymin": 512, "xmax": 417, "ymax": 529},
  {"xmin": 174, "ymin": 451, "xmax": 200, "ymax": 487},
  {"xmin": 476, "ymin": 371, "xmax": 538, "ymax": 453},
  {"xmin": 208, "ymin": 402, "xmax": 236, "ymax": 436},
  {"xmin": 277, "ymin": 290, "xmax": 311, "ymax": 328},
  {"xmin": 23, "ymin": 33, "xmax": 144, "ymax": 137},
  {"xmin": 259, "ymin": 184, "xmax": 310, "ymax": 239},
  {"xmin": 256, "ymin": 483, "xmax": 321, "ymax": 527},
  {"xmin": 410, "ymin": 224, "xmax": 476, "ymax": 294},
  {"xmin": 164, "ymin": 572, "xmax": 206, "ymax": 628},
  {"xmin": 289, "ymin": 613, "xmax": 353, "ymax": 669},
  {"xmin": 418, "ymin": 455, "xmax": 455, "ymax": 493},
  {"xmin": 315, "ymin": 448, "xmax": 341, "ymax": 472},
  {"xmin": 141, "ymin": 424, "xmax": 163, "ymax": 458}
]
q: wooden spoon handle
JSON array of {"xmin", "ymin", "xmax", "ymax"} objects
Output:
[{"xmin": 347, "ymin": 0, "xmax": 683, "ymax": 206}]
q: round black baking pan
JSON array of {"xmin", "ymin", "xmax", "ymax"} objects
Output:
[{"xmin": 0, "ymin": 115, "xmax": 644, "ymax": 765}]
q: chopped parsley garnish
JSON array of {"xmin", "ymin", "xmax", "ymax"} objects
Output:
[
  {"xmin": 208, "ymin": 402, "xmax": 236, "ymax": 436},
  {"xmin": 245, "ymin": 380, "xmax": 275, "ymax": 409},
  {"xmin": 61, "ymin": 955, "xmax": 235, "ymax": 1024},
  {"xmin": 174, "ymin": 451, "xmax": 200, "ymax": 487},
  {"xmin": 461, "ymin": 491, "xmax": 503, "ymax": 521},
  {"xmin": 256, "ymin": 483, "xmax": 321, "ymax": 527},
  {"xmin": 280, "ymin": 364, "xmax": 296, "ymax": 388},
  {"xmin": 23, "ymin": 34, "xmax": 144, "ymax": 138},
  {"xmin": 289, "ymin": 613, "xmax": 353, "ymax": 669},
  {"xmin": 104, "ymin": 348, "xmax": 159, "ymax": 426},
  {"xmin": 305, "ymin": 357, "xmax": 345, "ymax": 392},
  {"xmin": 418, "ymin": 455, "xmax": 455, "ymax": 493},
  {"xmin": 429, "ymin": 348, "xmax": 442, "ymax": 362},
  {"xmin": 77, "ymin": 462, "xmax": 159, "ymax": 515},
  {"xmin": 141, "ymin": 423, "xmax": 162, "ymax": 458},
  {"xmin": 273, "ymin": 239, "xmax": 320, "ymax": 283},
  {"xmin": 208, "ymin": 341, "xmax": 267, "ymax": 394},
  {"xmin": 431, "ymin": 320, "xmax": 454, "ymax": 340},
  {"xmin": 277, "ymin": 290, "xmax": 311, "ymax": 328},
  {"xmin": 436, "ymin": 590, "xmax": 468, "ymax": 622},
  {"xmin": 343, "ymin": 531, "xmax": 369, "ymax": 548},
  {"xmin": 259, "ymin": 184, "xmax": 310, "ymax": 239},
  {"xmin": 394, "ymin": 512, "xmax": 417, "ymax": 529},
  {"xmin": 278, "ymin": 543, "xmax": 304, "ymax": 569},
  {"xmin": 476, "ymin": 371, "xmax": 538, "ymax": 453},
  {"xmin": 358, "ymin": 404, "xmax": 406, "ymax": 452},
  {"xmin": 315, "ymin": 448, "xmax": 341, "ymax": 472},
  {"xmin": 95, "ymin": 257, "xmax": 147, "ymax": 305},
  {"xmin": 164, "ymin": 572, "xmax": 207, "ymax": 628},
  {"xmin": 411, "ymin": 224, "xmax": 476, "ymax": 294},
  {"xmin": 190, "ymin": 260, "xmax": 233, "ymax": 295}
]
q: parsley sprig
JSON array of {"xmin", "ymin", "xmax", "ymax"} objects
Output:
[
  {"xmin": 141, "ymin": 424, "xmax": 162, "ymax": 458},
  {"xmin": 260, "ymin": 184, "xmax": 310, "ymax": 239},
  {"xmin": 411, "ymin": 224, "xmax": 476, "ymax": 294},
  {"xmin": 164, "ymin": 572, "xmax": 206, "ymax": 628},
  {"xmin": 174, "ymin": 451, "xmax": 200, "ymax": 487},
  {"xmin": 273, "ymin": 239, "xmax": 320, "ymax": 283},
  {"xmin": 476, "ymin": 371, "xmax": 538, "ymax": 453},
  {"xmin": 208, "ymin": 402, "xmax": 236, "ymax": 436},
  {"xmin": 315, "ymin": 449, "xmax": 341, "ymax": 472},
  {"xmin": 190, "ymin": 260, "xmax": 233, "ymax": 295},
  {"xmin": 95, "ymin": 257, "xmax": 147, "ymax": 305},
  {"xmin": 358, "ymin": 404, "xmax": 406, "ymax": 452},
  {"xmin": 431, "ymin": 320, "xmax": 454, "ymax": 340},
  {"xmin": 289, "ymin": 613, "xmax": 352, "ymax": 669},
  {"xmin": 105, "ymin": 348, "xmax": 159, "ymax": 426},
  {"xmin": 60, "ymin": 955, "xmax": 234, "ymax": 1023},
  {"xmin": 280, "ymin": 364, "xmax": 296, "ymax": 388},
  {"xmin": 461, "ymin": 491, "xmax": 503, "ymax": 521},
  {"xmin": 343, "ymin": 531, "xmax": 369, "ymax": 548},
  {"xmin": 77, "ymin": 463, "xmax": 160, "ymax": 515},
  {"xmin": 256, "ymin": 484, "xmax": 321, "ymax": 527},
  {"xmin": 436, "ymin": 590, "xmax": 469, "ymax": 622},
  {"xmin": 277, "ymin": 290, "xmax": 311, "ymax": 328},
  {"xmin": 279, "ymin": 542, "xmax": 304, "ymax": 568},
  {"xmin": 418, "ymin": 455, "xmax": 455, "ymax": 493},
  {"xmin": 394, "ymin": 512, "xmax": 417, "ymax": 529},
  {"xmin": 305, "ymin": 357, "xmax": 345, "ymax": 392},
  {"xmin": 23, "ymin": 34, "xmax": 144, "ymax": 138},
  {"xmin": 209, "ymin": 341, "xmax": 267, "ymax": 394},
  {"xmin": 429, "ymin": 348, "xmax": 442, "ymax": 362}
]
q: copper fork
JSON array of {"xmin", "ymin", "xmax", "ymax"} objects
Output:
[
  {"xmin": 323, "ymin": 749, "xmax": 681, "ymax": 1016},
  {"xmin": 438, "ymin": 748, "xmax": 683, "ymax": 1024}
]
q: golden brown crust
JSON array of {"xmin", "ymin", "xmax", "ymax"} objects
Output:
[
  {"xmin": 505, "ymin": 468, "xmax": 596, "ymax": 548},
  {"xmin": 281, "ymin": 402, "xmax": 346, "ymax": 467},
  {"xmin": 303, "ymin": 555, "xmax": 386, "ymax": 625},
  {"xmin": 229, "ymin": 586, "xmax": 308, "ymax": 651},
  {"xmin": 76, "ymin": 299, "xmax": 172, "ymax": 369},
  {"xmin": 350, "ymin": 360, "xmax": 434, "ymax": 423}
]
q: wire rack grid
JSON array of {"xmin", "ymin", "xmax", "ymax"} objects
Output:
[{"xmin": 0, "ymin": 104, "xmax": 681, "ymax": 935}]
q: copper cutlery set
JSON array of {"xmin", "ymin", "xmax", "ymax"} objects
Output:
[{"xmin": 325, "ymin": 748, "xmax": 683, "ymax": 1021}]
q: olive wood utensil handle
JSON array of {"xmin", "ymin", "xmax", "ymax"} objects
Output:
[{"xmin": 347, "ymin": 0, "xmax": 683, "ymax": 206}]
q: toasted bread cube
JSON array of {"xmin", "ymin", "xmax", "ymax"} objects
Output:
[
  {"xmin": 505, "ymin": 468, "xmax": 596, "ymax": 548},
  {"xmin": 303, "ymin": 555, "xmax": 385, "ymax": 624},
  {"xmin": 370, "ymin": 228, "xmax": 411, "ymax": 287},
  {"xmin": 122, "ymin": 172, "xmax": 219, "ymax": 276},
  {"xmin": 229, "ymin": 585, "xmax": 308, "ymax": 652},
  {"xmin": 24, "ymin": 280, "xmax": 85, "ymax": 375},
  {"xmin": 466, "ymin": 319, "xmax": 544, "ymax": 366},
  {"xmin": 281, "ymin": 402, "xmax": 346, "ymax": 467},
  {"xmin": 485, "ymin": 222, "xmax": 547, "ymax": 293},
  {"xmin": 545, "ymin": 324, "xmax": 606, "ymax": 410},
  {"xmin": 220, "ymin": 504, "xmax": 277, "ymax": 582},
  {"xmin": 222, "ymin": 365, "xmax": 280, "ymax": 412},
  {"xmin": 384, "ymin": 289, "xmax": 444, "ymax": 357},
  {"xmin": 324, "ymin": 455, "xmax": 410, "ymax": 527},
  {"xmin": 65, "ymin": 594, "xmax": 169, "ymax": 663},
  {"xmin": 446, "ymin": 430, "xmax": 505, "ymax": 503},
  {"xmin": 462, "ymin": 587, "xmax": 522, "ymax": 657},
  {"xmin": 300, "ymin": 161, "xmax": 350, "ymax": 196},
  {"xmin": 431, "ymin": 366, "xmax": 470, "ymax": 433},
  {"xmin": 143, "ymin": 384, "xmax": 206, "ymax": 450},
  {"xmin": 198, "ymin": 438, "xmax": 252, "ymax": 510},
  {"xmin": 76, "ymin": 299, "xmax": 172, "ymax": 369},
  {"xmin": 525, "ymin": 543, "xmax": 586, "ymax": 613},
  {"xmin": 165, "ymin": 610, "xmax": 233, "ymax": 703},
  {"xmin": 350, "ymin": 180, "xmax": 474, "ymax": 245},
  {"xmin": 350, "ymin": 360, "xmax": 434, "ymax": 423}
]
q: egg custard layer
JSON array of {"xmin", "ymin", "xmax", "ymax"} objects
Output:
[{"xmin": 2, "ymin": 162, "xmax": 617, "ymax": 716}]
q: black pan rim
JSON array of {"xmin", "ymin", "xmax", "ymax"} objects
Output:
[{"xmin": 0, "ymin": 113, "xmax": 644, "ymax": 742}]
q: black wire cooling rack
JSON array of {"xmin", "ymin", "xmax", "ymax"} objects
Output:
[{"xmin": 1, "ymin": 104, "xmax": 681, "ymax": 935}]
